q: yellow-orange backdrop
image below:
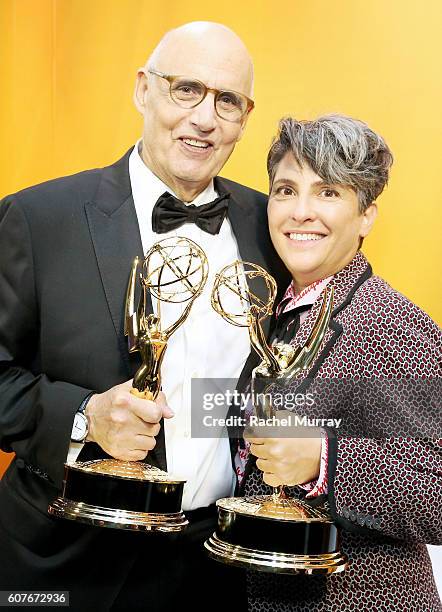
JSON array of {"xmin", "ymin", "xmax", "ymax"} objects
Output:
[{"xmin": 1, "ymin": 0, "xmax": 441, "ymax": 475}]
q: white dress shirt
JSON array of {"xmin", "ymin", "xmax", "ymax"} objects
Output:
[{"xmin": 69, "ymin": 142, "xmax": 251, "ymax": 510}]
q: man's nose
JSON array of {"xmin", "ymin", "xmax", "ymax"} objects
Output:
[{"xmin": 188, "ymin": 93, "xmax": 218, "ymax": 132}]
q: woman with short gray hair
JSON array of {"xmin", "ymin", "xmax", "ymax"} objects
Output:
[
  {"xmin": 267, "ymin": 114, "xmax": 392, "ymax": 212},
  {"xmin": 241, "ymin": 114, "xmax": 441, "ymax": 611}
]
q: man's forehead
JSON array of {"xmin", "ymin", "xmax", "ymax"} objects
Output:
[
  {"xmin": 177, "ymin": 63, "xmax": 250, "ymax": 92},
  {"xmin": 152, "ymin": 37, "xmax": 253, "ymax": 95}
]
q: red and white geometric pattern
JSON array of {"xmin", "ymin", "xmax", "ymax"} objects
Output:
[{"xmin": 243, "ymin": 251, "xmax": 442, "ymax": 611}]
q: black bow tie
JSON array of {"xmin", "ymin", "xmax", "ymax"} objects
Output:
[{"xmin": 152, "ymin": 191, "xmax": 229, "ymax": 235}]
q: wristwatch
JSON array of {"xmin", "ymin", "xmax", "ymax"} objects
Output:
[{"xmin": 71, "ymin": 393, "xmax": 93, "ymax": 443}]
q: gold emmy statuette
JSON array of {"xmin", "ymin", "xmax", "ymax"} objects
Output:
[
  {"xmin": 204, "ymin": 261, "xmax": 348, "ymax": 574},
  {"xmin": 49, "ymin": 237, "xmax": 209, "ymax": 532}
]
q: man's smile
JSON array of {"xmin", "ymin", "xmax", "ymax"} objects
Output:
[{"xmin": 180, "ymin": 137, "xmax": 211, "ymax": 149}]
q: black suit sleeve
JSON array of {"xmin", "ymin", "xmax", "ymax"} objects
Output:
[{"xmin": 0, "ymin": 196, "xmax": 91, "ymax": 486}]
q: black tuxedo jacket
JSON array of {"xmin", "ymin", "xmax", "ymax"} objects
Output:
[{"xmin": 0, "ymin": 148, "xmax": 289, "ymax": 604}]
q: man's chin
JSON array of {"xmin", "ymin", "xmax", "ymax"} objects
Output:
[{"xmin": 173, "ymin": 166, "xmax": 219, "ymax": 187}]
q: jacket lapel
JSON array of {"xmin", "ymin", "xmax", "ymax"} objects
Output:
[
  {"xmin": 85, "ymin": 149, "xmax": 148, "ymax": 379},
  {"xmin": 291, "ymin": 251, "xmax": 373, "ymax": 387}
]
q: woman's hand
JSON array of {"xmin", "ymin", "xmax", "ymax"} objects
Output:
[{"xmin": 245, "ymin": 416, "xmax": 322, "ymax": 487}]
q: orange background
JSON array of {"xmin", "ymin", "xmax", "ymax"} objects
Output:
[{"xmin": 1, "ymin": 0, "xmax": 441, "ymax": 475}]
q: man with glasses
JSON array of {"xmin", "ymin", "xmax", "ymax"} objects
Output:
[
  {"xmin": 0, "ymin": 21, "xmax": 287, "ymax": 612},
  {"xmin": 146, "ymin": 68, "xmax": 254, "ymax": 123}
]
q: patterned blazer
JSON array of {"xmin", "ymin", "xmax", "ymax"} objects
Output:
[{"xmin": 242, "ymin": 251, "xmax": 442, "ymax": 612}]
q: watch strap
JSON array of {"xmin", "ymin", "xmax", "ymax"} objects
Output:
[
  {"xmin": 78, "ymin": 392, "xmax": 94, "ymax": 415},
  {"xmin": 71, "ymin": 392, "xmax": 94, "ymax": 442}
]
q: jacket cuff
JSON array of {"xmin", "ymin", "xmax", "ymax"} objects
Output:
[{"xmin": 300, "ymin": 433, "xmax": 329, "ymax": 498}]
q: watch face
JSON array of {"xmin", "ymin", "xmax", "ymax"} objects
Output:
[{"xmin": 72, "ymin": 412, "xmax": 88, "ymax": 442}]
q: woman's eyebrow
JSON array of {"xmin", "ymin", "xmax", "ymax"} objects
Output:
[{"xmin": 272, "ymin": 177, "xmax": 298, "ymax": 187}]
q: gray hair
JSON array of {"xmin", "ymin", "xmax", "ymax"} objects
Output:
[{"xmin": 267, "ymin": 114, "xmax": 393, "ymax": 212}]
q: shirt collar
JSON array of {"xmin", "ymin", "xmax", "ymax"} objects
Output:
[{"xmin": 277, "ymin": 276, "xmax": 333, "ymax": 316}]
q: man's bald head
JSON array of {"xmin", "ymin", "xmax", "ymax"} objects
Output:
[
  {"xmin": 146, "ymin": 21, "xmax": 253, "ymax": 97},
  {"xmin": 134, "ymin": 21, "xmax": 254, "ymax": 201}
]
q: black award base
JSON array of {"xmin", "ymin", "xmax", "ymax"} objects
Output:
[
  {"xmin": 205, "ymin": 495, "xmax": 348, "ymax": 574},
  {"xmin": 48, "ymin": 459, "xmax": 188, "ymax": 532}
]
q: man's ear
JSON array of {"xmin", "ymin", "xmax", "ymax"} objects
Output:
[
  {"xmin": 133, "ymin": 69, "xmax": 148, "ymax": 114},
  {"xmin": 359, "ymin": 202, "xmax": 378, "ymax": 238}
]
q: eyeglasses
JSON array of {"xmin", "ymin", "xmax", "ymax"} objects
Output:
[{"xmin": 148, "ymin": 69, "xmax": 254, "ymax": 122}]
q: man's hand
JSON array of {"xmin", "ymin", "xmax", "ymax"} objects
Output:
[
  {"xmin": 245, "ymin": 417, "xmax": 322, "ymax": 487},
  {"xmin": 84, "ymin": 380, "xmax": 174, "ymax": 461}
]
